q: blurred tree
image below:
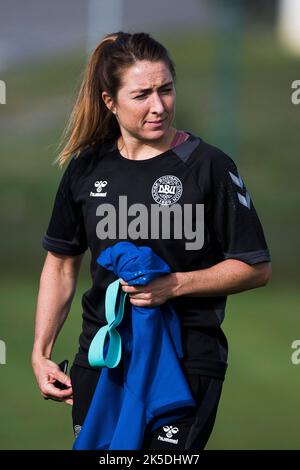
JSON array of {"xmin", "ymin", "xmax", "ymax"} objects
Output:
[
  {"xmin": 211, "ymin": 0, "xmax": 244, "ymax": 157},
  {"xmin": 245, "ymin": 0, "xmax": 279, "ymax": 27},
  {"xmin": 211, "ymin": 0, "xmax": 278, "ymax": 27}
]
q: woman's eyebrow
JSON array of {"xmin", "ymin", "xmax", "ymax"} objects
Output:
[{"xmin": 130, "ymin": 81, "xmax": 173, "ymax": 94}]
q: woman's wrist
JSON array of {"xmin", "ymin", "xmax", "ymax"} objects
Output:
[
  {"xmin": 31, "ymin": 348, "xmax": 52, "ymax": 367},
  {"xmin": 169, "ymin": 272, "xmax": 191, "ymax": 298},
  {"xmin": 171, "ymin": 271, "xmax": 201, "ymax": 298}
]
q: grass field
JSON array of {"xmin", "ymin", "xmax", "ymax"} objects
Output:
[{"xmin": 0, "ymin": 29, "xmax": 299, "ymax": 449}]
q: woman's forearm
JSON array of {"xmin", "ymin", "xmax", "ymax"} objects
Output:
[
  {"xmin": 173, "ymin": 259, "xmax": 272, "ymax": 298},
  {"xmin": 32, "ymin": 259, "xmax": 78, "ymax": 363},
  {"xmin": 120, "ymin": 259, "xmax": 271, "ymax": 307}
]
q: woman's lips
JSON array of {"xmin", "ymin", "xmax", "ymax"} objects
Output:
[{"xmin": 146, "ymin": 118, "xmax": 166, "ymax": 127}]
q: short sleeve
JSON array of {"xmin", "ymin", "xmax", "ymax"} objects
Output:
[
  {"xmin": 210, "ymin": 152, "xmax": 271, "ymax": 265},
  {"xmin": 42, "ymin": 158, "xmax": 88, "ymax": 256}
]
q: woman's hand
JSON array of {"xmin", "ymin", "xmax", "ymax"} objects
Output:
[
  {"xmin": 32, "ymin": 356, "xmax": 73, "ymax": 405},
  {"xmin": 119, "ymin": 273, "xmax": 179, "ymax": 307}
]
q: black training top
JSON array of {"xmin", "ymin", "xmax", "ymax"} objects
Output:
[{"xmin": 42, "ymin": 132, "xmax": 271, "ymax": 380}]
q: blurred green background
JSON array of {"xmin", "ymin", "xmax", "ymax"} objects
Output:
[{"xmin": 1, "ymin": 1, "xmax": 300, "ymax": 450}]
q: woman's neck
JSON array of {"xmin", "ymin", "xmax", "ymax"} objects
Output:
[{"xmin": 117, "ymin": 127, "xmax": 177, "ymax": 161}]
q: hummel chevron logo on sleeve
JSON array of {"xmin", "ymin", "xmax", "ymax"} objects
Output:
[
  {"xmin": 238, "ymin": 192, "xmax": 251, "ymax": 209},
  {"xmin": 229, "ymin": 171, "xmax": 251, "ymax": 209},
  {"xmin": 229, "ymin": 171, "xmax": 244, "ymax": 189}
]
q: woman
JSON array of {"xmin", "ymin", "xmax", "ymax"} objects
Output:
[{"xmin": 32, "ymin": 31, "xmax": 271, "ymax": 450}]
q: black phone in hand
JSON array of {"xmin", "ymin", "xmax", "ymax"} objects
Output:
[
  {"xmin": 44, "ymin": 359, "xmax": 70, "ymax": 401},
  {"xmin": 53, "ymin": 359, "xmax": 69, "ymax": 390}
]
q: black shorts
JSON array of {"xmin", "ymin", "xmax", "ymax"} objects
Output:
[{"xmin": 70, "ymin": 363, "xmax": 223, "ymax": 451}]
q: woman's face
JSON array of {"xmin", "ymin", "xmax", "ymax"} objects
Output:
[{"xmin": 103, "ymin": 60, "xmax": 176, "ymax": 142}]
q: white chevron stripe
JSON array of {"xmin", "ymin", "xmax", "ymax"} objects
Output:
[
  {"xmin": 229, "ymin": 171, "xmax": 244, "ymax": 189},
  {"xmin": 237, "ymin": 191, "xmax": 251, "ymax": 209}
]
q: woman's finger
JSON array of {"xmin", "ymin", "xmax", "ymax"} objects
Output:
[
  {"xmin": 121, "ymin": 285, "xmax": 144, "ymax": 294},
  {"xmin": 128, "ymin": 292, "xmax": 151, "ymax": 300}
]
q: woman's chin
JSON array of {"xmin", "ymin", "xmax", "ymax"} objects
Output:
[{"xmin": 141, "ymin": 126, "xmax": 171, "ymax": 141}]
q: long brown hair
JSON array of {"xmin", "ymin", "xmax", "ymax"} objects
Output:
[{"xmin": 56, "ymin": 32, "xmax": 176, "ymax": 167}]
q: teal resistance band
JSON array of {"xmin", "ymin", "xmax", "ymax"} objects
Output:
[{"xmin": 88, "ymin": 279, "xmax": 127, "ymax": 369}]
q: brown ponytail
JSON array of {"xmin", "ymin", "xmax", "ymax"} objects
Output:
[{"xmin": 55, "ymin": 32, "xmax": 176, "ymax": 168}]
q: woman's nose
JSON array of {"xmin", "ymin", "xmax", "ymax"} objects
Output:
[{"xmin": 149, "ymin": 92, "xmax": 165, "ymax": 115}]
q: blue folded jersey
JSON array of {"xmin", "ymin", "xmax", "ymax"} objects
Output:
[{"xmin": 73, "ymin": 242, "xmax": 196, "ymax": 450}]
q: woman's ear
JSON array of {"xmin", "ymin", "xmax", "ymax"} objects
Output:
[{"xmin": 101, "ymin": 91, "xmax": 115, "ymax": 113}]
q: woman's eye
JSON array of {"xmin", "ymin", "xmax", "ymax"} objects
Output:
[{"xmin": 134, "ymin": 88, "xmax": 172, "ymax": 99}]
